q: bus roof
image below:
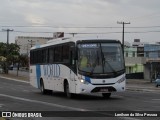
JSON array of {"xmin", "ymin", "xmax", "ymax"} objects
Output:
[{"xmin": 30, "ymin": 37, "xmax": 121, "ymax": 50}]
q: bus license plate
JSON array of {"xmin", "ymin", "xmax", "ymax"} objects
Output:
[{"xmin": 100, "ymin": 88, "xmax": 108, "ymax": 92}]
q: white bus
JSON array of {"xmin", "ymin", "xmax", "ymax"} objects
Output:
[{"xmin": 30, "ymin": 37, "xmax": 126, "ymax": 98}]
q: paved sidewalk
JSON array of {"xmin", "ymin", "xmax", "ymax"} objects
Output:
[
  {"xmin": 126, "ymin": 79, "xmax": 160, "ymax": 92},
  {"xmin": 0, "ymin": 73, "xmax": 29, "ymax": 82},
  {"xmin": 0, "ymin": 73, "xmax": 160, "ymax": 92}
]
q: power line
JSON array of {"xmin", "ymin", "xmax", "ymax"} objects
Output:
[
  {"xmin": 0, "ymin": 25, "xmax": 121, "ymax": 28},
  {"xmin": 1, "ymin": 30, "xmax": 160, "ymax": 34},
  {"xmin": 1, "ymin": 25, "xmax": 160, "ymax": 29}
]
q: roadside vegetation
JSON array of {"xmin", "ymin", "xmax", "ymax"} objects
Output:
[{"xmin": 0, "ymin": 42, "xmax": 29, "ymax": 73}]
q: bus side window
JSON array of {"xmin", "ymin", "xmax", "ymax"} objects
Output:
[
  {"xmin": 62, "ymin": 45, "xmax": 70, "ymax": 63},
  {"xmin": 49, "ymin": 47, "xmax": 54, "ymax": 63},
  {"xmin": 69, "ymin": 50, "xmax": 72, "ymax": 65},
  {"xmin": 55, "ymin": 46, "xmax": 62, "ymax": 62}
]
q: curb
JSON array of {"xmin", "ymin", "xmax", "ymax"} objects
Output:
[
  {"xmin": 126, "ymin": 87, "xmax": 160, "ymax": 92},
  {"xmin": 0, "ymin": 76, "xmax": 29, "ymax": 84}
]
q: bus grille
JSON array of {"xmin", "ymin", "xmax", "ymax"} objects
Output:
[{"xmin": 91, "ymin": 87, "xmax": 116, "ymax": 93}]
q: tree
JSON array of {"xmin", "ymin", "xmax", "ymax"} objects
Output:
[
  {"xmin": 0, "ymin": 56, "xmax": 6, "ymax": 62},
  {"xmin": 0, "ymin": 42, "xmax": 7, "ymax": 56},
  {"xmin": 7, "ymin": 43, "xmax": 20, "ymax": 65},
  {"xmin": 19, "ymin": 54, "xmax": 29, "ymax": 68},
  {"xmin": 0, "ymin": 42, "xmax": 20, "ymax": 73},
  {"xmin": 0, "ymin": 56, "xmax": 7, "ymax": 73}
]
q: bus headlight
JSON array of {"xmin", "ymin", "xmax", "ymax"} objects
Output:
[
  {"xmin": 117, "ymin": 77, "xmax": 126, "ymax": 83},
  {"xmin": 80, "ymin": 79, "xmax": 85, "ymax": 83},
  {"xmin": 80, "ymin": 79, "xmax": 89, "ymax": 84}
]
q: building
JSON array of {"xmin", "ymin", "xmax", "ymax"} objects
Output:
[
  {"xmin": 132, "ymin": 39, "xmax": 146, "ymax": 47},
  {"xmin": 124, "ymin": 47, "xmax": 144, "ymax": 75},
  {"xmin": 124, "ymin": 39, "xmax": 160, "ymax": 81},
  {"xmin": 124, "ymin": 39, "xmax": 145, "ymax": 75},
  {"xmin": 124, "ymin": 47, "xmax": 137, "ymax": 57},
  {"xmin": 144, "ymin": 44, "xmax": 160, "ymax": 81},
  {"xmin": 15, "ymin": 36, "xmax": 53, "ymax": 55},
  {"xmin": 144, "ymin": 44, "xmax": 160, "ymax": 58}
]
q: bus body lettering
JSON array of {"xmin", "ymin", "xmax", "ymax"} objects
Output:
[{"xmin": 43, "ymin": 64, "xmax": 60, "ymax": 78}]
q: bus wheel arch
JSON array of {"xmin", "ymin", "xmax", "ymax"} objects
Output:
[{"xmin": 64, "ymin": 79, "xmax": 73, "ymax": 98}]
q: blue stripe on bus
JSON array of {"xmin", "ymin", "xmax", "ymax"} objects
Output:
[
  {"xmin": 85, "ymin": 76, "xmax": 91, "ymax": 83},
  {"xmin": 36, "ymin": 64, "xmax": 41, "ymax": 88}
]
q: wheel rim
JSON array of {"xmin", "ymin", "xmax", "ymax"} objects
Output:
[{"xmin": 40, "ymin": 81, "xmax": 44, "ymax": 93}]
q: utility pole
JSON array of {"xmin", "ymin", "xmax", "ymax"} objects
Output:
[
  {"xmin": 2, "ymin": 29, "xmax": 14, "ymax": 74},
  {"xmin": 2, "ymin": 29, "xmax": 14, "ymax": 44},
  {"xmin": 117, "ymin": 22, "xmax": 130, "ymax": 51},
  {"xmin": 69, "ymin": 33, "xmax": 77, "ymax": 37}
]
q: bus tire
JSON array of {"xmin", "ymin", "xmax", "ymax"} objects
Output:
[
  {"xmin": 64, "ymin": 82, "xmax": 73, "ymax": 98},
  {"xmin": 40, "ymin": 79, "xmax": 47, "ymax": 94},
  {"xmin": 102, "ymin": 93, "xmax": 111, "ymax": 99},
  {"xmin": 156, "ymin": 84, "xmax": 158, "ymax": 87}
]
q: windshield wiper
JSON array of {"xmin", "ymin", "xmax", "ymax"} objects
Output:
[
  {"xmin": 101, "ymin": 49, "xmax": 117, "ymax": 75},
  {"xmin": 105, "ymin": 60, "xmax": 118, "ymax": 75}
]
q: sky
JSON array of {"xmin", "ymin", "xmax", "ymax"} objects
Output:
[{"xmin": 0, "ymin": 0, "xmax": 160, "ymax": 44}]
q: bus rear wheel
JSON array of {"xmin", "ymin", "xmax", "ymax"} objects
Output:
[
  {"xmin": 102, "ymin": 93, "xmax": 111, "ymax": 99},
  {"xmin": 40, "ymin": 79, "xmax": 48, "ymax": 94},
  {"xmin": 64, "ymin": 82, "xmax": 73, "ymax": 98}
]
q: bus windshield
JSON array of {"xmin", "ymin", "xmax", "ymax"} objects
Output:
[{"xmin": 78, "ymin": 42, "xmax": 124, "ymax": 74}]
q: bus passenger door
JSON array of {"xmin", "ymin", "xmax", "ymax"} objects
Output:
[
  {"xmin": 70, "ymin": 69, "xmax": 76, "ymax": 93},
  {"xmin": 69, "ymin": 48, "xmax": 76, "ymax": 93}
]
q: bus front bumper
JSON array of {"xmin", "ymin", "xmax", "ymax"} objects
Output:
[{"xmin": 75, "ymin": 81, "xmax": 125, "ymax": 94}]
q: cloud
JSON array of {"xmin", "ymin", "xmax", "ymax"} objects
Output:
[
  {"xmin": 25, "ymin": 14, "xmax": 46, "ymax": 25},
  {"xmin": 0, "ymin": 0, "xmax": 160, "ymax": 43}
]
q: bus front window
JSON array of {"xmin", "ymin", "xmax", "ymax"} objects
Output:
[{"xmin": 78, "ymin": 42, "xmax": 124, "ymax": 75}]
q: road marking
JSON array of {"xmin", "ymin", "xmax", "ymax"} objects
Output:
[
  {"xmin": 23, "ymin": 90, "xmax": 31, "ymax": 93},
  {"xmin": 11, "ymin": 88, "xmax": 17, "ymax": 91},
  {"xmin": 113, "ymin": 95, "xmax": 124, "ymax": 98},
  {"xmin": 127, "ymin": 88, "xmax": 160, "ymax": 93},
  {"xmin": 0, "ymin": 104, "xmax": 4, "ymax": 108},
  {"xmin": 0, "ymin": 76, "xmax": 29, "ymax": 83},
  {"xmin": 152, "ymin": 99, "xmax": 160, "ymax": 100},
  {"xmin": 0, "ymin": 93, "xmax": 86, "ymax": 111},
  {"xmin": 0, "ymin": 77, "xmax": 142, "ymax": 119},
  {"xmin": 0, "ymin": 93, "xmax": 141, "ymax": 119}
]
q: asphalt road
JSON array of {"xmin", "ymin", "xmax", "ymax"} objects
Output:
[{"xmin": 0, "ymin": 77, "xmax": 160, "ymax": 120}]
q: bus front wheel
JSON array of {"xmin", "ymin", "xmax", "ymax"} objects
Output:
[
  {"xmin": 102, "ymin": 93, "xmax": 111, "ymax": 99},
  {"xmin": 64, "ymin": 82, "xmax": 73, "ymax": 98}
]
